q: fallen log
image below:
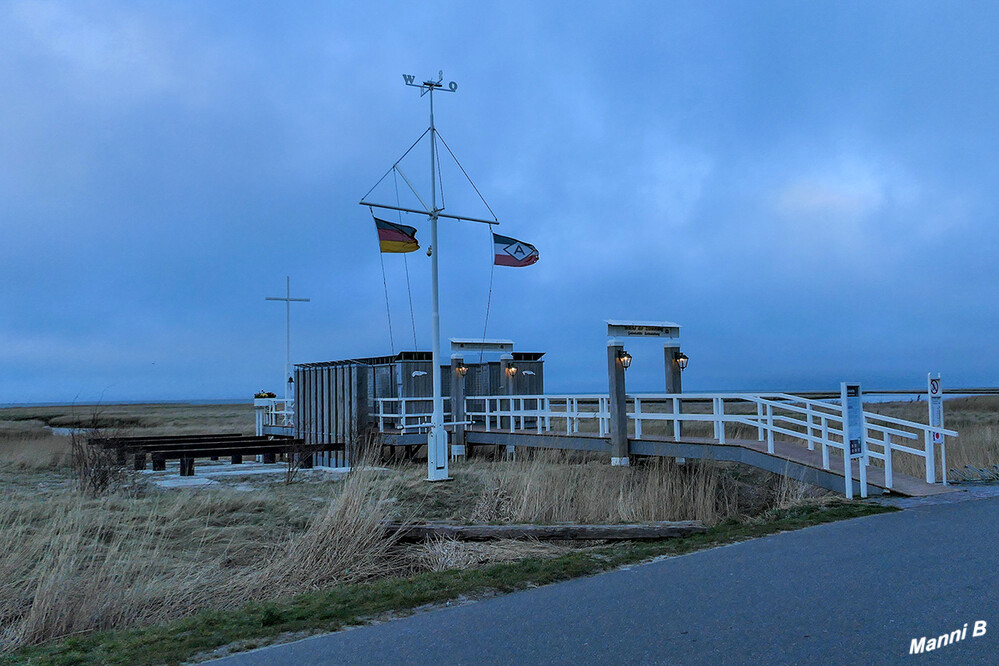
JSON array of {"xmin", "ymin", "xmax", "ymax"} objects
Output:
[{"xmin": 384, "ymin": 521, "xmax": 707, "ymax": 542}]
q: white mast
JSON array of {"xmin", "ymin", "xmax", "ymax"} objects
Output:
[
  {"xmin": 426, "ymin": 78, "xmax": 448, "ymax": 481},
  {"xmin": 360, "ymin": 71, "xmax": 498, "ymax": 482}
]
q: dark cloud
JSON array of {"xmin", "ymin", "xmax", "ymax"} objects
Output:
[{"xmin": 1, "ymin": 1, "xmax": 997, "ymax": 402}]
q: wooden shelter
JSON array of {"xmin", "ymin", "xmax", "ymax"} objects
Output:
[{"xmin": 294, "ymin": 348, "xmax": 545, "ymax": 466}]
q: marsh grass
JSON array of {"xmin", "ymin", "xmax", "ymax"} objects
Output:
[
  {"xmin": 0, "ymin": 398, "xmax": 994, "ymax": 652},
  {"xmin": 0, "ymin": 467, "xmax": 399, "ymax": 651}
]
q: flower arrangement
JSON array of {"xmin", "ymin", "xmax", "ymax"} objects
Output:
[{"xmin": 254, "ymin": 390, "xmax": 277, "ymax": 399}]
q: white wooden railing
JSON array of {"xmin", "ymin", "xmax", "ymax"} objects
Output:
[
  {"xmin": 465, "ymin": 392, "xmax": 958, "ymax": 493},
  {"xmin": 254, "ymin": 397, "xmax": 294, "ymax": 435}
]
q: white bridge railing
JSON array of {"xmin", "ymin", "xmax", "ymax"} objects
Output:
[
  {"xmin": 463, "ymin": 392, "xmax": 958, "ymax": 492},
  {"xmin": 254, "ymin": 397, "xmax": 294, "ymax": 435}
]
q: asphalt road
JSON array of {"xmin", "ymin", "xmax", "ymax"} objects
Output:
[{"xmin": 210, "ymin": 496, "xmax": 999, "ymax": 665}]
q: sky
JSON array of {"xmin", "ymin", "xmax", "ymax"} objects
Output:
[{"xmin": 2, "ymin": 0, "xmax": 998, "ymax": 403}]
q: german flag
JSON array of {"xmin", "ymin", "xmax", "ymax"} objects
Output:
[{"xmin": 374, "ymin": 217, "xmax": 420, "ymax": 253}]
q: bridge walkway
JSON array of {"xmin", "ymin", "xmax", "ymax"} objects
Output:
[{"xmin": 457, "ymin": 427, "xmax": 958, "ymax": 498}]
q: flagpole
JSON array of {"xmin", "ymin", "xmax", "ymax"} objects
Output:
[
  {"xmin": 427, "ymin": 82, "xmax": 449, "ymax": 482},
  {"xmin": 363, "ymin": 71, "xmax": 500, "ymax": 482}
]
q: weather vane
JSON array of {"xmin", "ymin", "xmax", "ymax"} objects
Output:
[{"xmin": 402, "ymin": 70, "xmax": 458, "ymax": 95}]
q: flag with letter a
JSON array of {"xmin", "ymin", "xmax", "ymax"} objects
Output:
[
  {"xmin": 493, "ymin": 233, "xmax": 539, "ymax": 267},
  {"xmin": 374, "ymin": 217, "xmax": 420, "ymax": 253}
]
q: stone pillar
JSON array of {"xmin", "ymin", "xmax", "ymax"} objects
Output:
[
  {"xmin": 499, "ymin": 353, "xmax": 515, "ymax": 458},
  {"xmin": 450, "ymin": 355, "xmax": 467, "ymax": 457},
  {"xmin": 608, "ymin": 342, "xmax": 629, "ymax": 466},
  {"xmin": 665, "ymin": 346, "xmax": 684, "ymax": 440}
]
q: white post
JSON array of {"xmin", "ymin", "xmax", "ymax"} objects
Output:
[
  {"xmin": 924, "ymin": 431, "xmax": 935, "ymax": 484},
  {"xmin": 766, "ymin": 403, "xmax": 774, "ymax": 454},
  {"xmin": 805, "ymin": 404, "xmax": 815, "ymax": 450},
  {"xmin": 821, "ymin": 416, "xmax": 830, "ymax": 469},
  {"xmin": 672, "ymin": 397, "xmax": 680, "ymax": 440},
  {"xmin": 425, "ymin": 85, "xmax": 450, "ymax": 482},
  {"xmin": 634, "ymin": 397, "xmax": 642, "ymax": 439},
  {"xmin": 884, "ymin": 433, "xmax": 893, "ymax": 489},
  {"xmin": 717, "ymin": 398, "xmax": 726, "ymax": 444},
  {"xmin": 927, "ymin": 372, "xmax": 943, "ymax": 484},
  {"xmin": 941, "ymin": 438, "xmax": 948, "ymax": 486},
  {"xmin": 841, "ymin": 382, "xmax": 868, "ymax": 499},
  {"xmin": 756, "ymin": 401, "xmax": 764, "ymax": 441}
]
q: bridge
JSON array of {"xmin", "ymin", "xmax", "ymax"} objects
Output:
[{"xmin": 372, "ymin": 391, "xmax": 958, "ymax": 498}]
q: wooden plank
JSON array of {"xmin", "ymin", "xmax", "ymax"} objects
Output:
[{"xmin": 383, "ymin": 521, "xmax": 708, "ymax": 542}]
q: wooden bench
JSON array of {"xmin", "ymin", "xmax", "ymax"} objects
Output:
[{"xmin": 90, "ymin": 434, "xmax": 342, "ymax": 475}]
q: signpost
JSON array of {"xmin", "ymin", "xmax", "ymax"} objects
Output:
[
  {"xmin": 840, "ymin": 382, "xmax": 868, "ymax": 499},
  {"xmin": 927, "ymin": 373, "xmax": 944, "ymax": 484}
]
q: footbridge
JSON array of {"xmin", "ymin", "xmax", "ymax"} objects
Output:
[{"xmin": 376, "ymin": 391, "xmax": 958, "ymax": 498}]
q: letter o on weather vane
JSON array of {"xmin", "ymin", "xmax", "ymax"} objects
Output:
[{"xmin": 449, "ymin": 81, "xmax": 458, "ymax": 92}]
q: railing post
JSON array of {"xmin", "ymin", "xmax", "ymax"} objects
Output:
[
  {"xmin": 255, "ymin": 402, "xmax": 265, "ymax": 436},
  {"xmin": 884, "ymin": 434, "xmax": 893, "ymax": 489},
  {"xmin": 941, "ymin": 438, "xmax": 947, "ymax": 486},
  {"xmin": 821, "ymin": 417, "xmax": 830, "ymax": 469},
  {"xmin": 925, "ymin": 431, "xmax": 935, "ymax": 484},
  {"xmin": 634, "ymin": 397, "xmax": 642, "ymax": 439},
  {"xmin": 672, "ymin": 397, "xmax": 680, "ymax": 440},
  {"xmin": 756, "ymin": 401, "xmax": 764, "ymax": 441},
  {"xmin": 608, "ymin": 342, "xmax": 629, "ymax": 466},
  {"xmin": 805, "ymin": 404, "xmax": 815, "ymax": 450},
  {"xmin": 720, "ymin": 397, "xmax": 726, "ymax": 443},
  {"xmin": 766, "ymin": 403, "xmax": 774, "ymax": 454}
]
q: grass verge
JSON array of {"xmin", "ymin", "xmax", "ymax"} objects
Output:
[{"xmin": 5, "ymin": 500, "xmax": 895, "ymax": 666}]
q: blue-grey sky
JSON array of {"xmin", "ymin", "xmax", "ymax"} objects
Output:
[{"xmin": 2, "ymin": 1, "xmax": 998, "ymax": 402}]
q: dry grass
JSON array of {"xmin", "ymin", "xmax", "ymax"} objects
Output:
[
  {"xmin": 0, "ymin": 470, "xmax": 399, "ymax": 651},
  {"xmin": 468, "ymin": 451, "xmax": 734, "ymax": 525},
  {"xmin": 864, "ymin": 397, "xmax": 999, "ymax": 479},
  {"xmin": 0, "ymin": 397, "xmax": 993, "ymax": 652}
]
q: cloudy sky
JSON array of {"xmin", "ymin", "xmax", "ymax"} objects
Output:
[{"xmin": 2, "ymin": 1, "xmax": 997, "ymax": 403}]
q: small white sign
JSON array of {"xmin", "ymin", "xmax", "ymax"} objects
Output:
[
  {"xmin": 928, "ymin": 373, "xmax": 944, "ymax": 445},
  {"xmin": 843, "ymin": 383, "xmax": 865, "ymax": 459},
  {"xmin": 606, "ymin": 320, "xmax": 681, "ymax": 339}
]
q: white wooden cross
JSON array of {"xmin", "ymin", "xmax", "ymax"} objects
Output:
[{"xmin": 266, "ymin": 276, "xmax": 311, "ymax": 400}]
